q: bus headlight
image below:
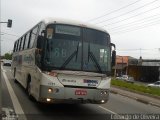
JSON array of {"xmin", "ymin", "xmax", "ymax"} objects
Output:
[
  {"xmin": 104, "ymin": 91, "xmax": 107, "ymax": 94},
  {"xmin": 46, "ymin": 98, "xmax": 51, "ymax": 102},
  {"xmin": 100, "ymin": 90, "xmax": 108, "ymax": 95},
  {"xmin": 101, "ymin": 100, "xmax": 105, "ymax": 103},
  {"xmin": 48, "ymin": 88, "xmax": 53, "ymax": 93},
  {"xmin": 101, "ymin": 91, "xmax": 104, "ymax": 95}
]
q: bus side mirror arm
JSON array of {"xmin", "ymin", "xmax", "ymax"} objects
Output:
[
  {"xmin": 41, "ymin": 30, "xmax": 46, "ymax": 36},
  {"xmin": 110, "ymin": 43, "xmax": 116, "ymax": 67},
  {"xmin": 37, "ymin": 35, "xmax": 45, "ymax": 49},
  {"xmin": 110, "ymin": 43, "xmax": 116, "ymax": 50}
]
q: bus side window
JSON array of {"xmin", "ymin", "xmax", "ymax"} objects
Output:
[
  {"xmin": 24, "ymin": 33, "xmax": 30, "ymax": 49},
  {"xmin": 15, "ymin": 41, "xmax": 18, "ymax": 52},
  {"xmin": 37, "ymin": 22, "xmax": 45, "ymax": 49},
  {"xmin": 38, "ymin": 22, "xmax": 45, "ymax": 36},
  {"xmin": 13, "ymin": 42, "xmax": 16, "ymax": 52},
  {"xmin": 22, "ymin": 35, "xmax": 26, "ymax": 50},
  {"xmin": 29, "ymin": 26, "xmax": 39, "ymax": 48},
  {"xmin": 16, "ymin": 40, "xmax": 20, "ymax": 52},
  {"xmin": 20, "ymin": 37, "xmax": 25, "ymax": 51},
  {"xmin": 18, "ymin": 38, "xmax": 22, "ymax": 51}
]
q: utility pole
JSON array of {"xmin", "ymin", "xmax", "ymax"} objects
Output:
[
  {"xmin": 121, "ymin": 56, "xmax": 123, "ymax": 76},
  {"xmin": 159, "ymin": 48, "xmax": 160, "ymax": 59},
  {"xmin": 140, "ymin": 48, "xmax": 142, "ymax": 58},
  {"xmin": 0, "ymin": 19, "xmax": 13, "ymax": 58}
]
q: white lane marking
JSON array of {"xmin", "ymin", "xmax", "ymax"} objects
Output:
[
  {"xmin": 2, "ymin": 70, "xmax": 7, "ymax": 72},
  {"xmin": 2, "ymin": 66, "xmax": 27, "ymax": 120},
  {"xmin": 98, "ymin": 106, "xmax": 118, "ymax": 114},
  {"xmin": 99, "ymin": 106, "xmax": 129, "ymax": 120}
]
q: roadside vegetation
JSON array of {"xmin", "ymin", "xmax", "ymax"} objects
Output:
[
  {"xmin": 111, "ymin": 79, "xmax": 160, "ymax": 96},
  {"xmin": 3, "ymin": 53, "xmax": 12, "ymax": 60}
]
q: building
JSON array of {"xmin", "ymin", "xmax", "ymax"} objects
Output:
[
  {"xmin": 113, "ymin": 55, "xmax": 160, "ymax": 82},
  {"xmin": 114, "ymin": 55, "xmax": 130, "ymax": 77},
  {"xmin": 135, "ymin": 59, "xmax": 160, "ymax": 82}
]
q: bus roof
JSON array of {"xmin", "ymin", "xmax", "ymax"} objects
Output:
[{"xmin": 41, "ymin": 18, "xmax": 108, "ymax": 33}]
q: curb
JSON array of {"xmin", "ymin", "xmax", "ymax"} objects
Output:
[
  {"xmin": 111, "ymin": 85, "xmax": 160, "ymax": 100},
  {"xmin": 149, "ymin": 102, "xmax": 160, "ymax": 108},
  {"xmin": 110, "ymin": 89, "xmax": 160, "ymax": 108}
]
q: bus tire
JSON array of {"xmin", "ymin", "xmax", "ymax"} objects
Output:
[
  {"xmin": 26, "ymin": 76, "xmax": 33, "ymax": 100},
  {"xmin": 14, "ymin": 68, "xmax": 18, "ymax": 83}
]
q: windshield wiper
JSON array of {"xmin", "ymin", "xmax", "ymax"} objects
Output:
[
  {"xmin": 88, "ymin": 43, "xmax": 102, "ymax": 73},
  {"xmin": 60, "ymin": 42, "xmax": 79, "ymax": 69}
]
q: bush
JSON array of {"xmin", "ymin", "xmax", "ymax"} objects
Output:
[{"xmin": 111, "ymin": 79, "xmax": 160, "ymax": 96}]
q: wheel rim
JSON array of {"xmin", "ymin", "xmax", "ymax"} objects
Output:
[
  {"xmin": 27, "ymin": 82, "xmax": 31, "ymax": 96},
  {"xmin": 14, "ymin": 69, "xmax": 16, "ymax": 77}
]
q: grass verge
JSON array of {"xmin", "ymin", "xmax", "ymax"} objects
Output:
[{"xmin": 111, "ymin": 79, "xmax": 160, "ymax": 96}]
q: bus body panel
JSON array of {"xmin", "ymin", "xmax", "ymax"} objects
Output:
[
  {"xmin": 12, "ymin": 48, "xmax": 42, "ymax": 100},
  {"xmin": 11, "ymin": 18, "xmax": 112, "ymax": 104}
]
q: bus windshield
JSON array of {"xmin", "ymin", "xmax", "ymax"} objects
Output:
[{"xmin": 43, "ymin": 24, "xmax": 111, "ymax": 74}]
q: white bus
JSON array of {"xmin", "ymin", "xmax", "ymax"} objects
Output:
[{"xmin": 11, "ymin": 18, "xmax": 116, "ymax": 104}]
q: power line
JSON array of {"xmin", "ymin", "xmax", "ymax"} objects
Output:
[
  {"xmin": 110, "ymin": 17, "xmax": 160, "ymax": 33},
  {"xmin": 95, "ymin": 0, "xmax": 159, "ymax": 24},
  {"xmin": 1, "ymin": 39, "xmax": 15, "ymax": 41},
  {"xmin": 1, "ymin": 36, "xmax": 16, "ymax": 41},
  {"xmin": 117, "ymin": 48, "xmax": 159, "ymax": 51},
  {"xmin": 107, "ymin": 13, "xmax": 160, "ymax": 30},
  {"xmin": 117, "ymin": 48, "xmax": 160, "ymax": 59},
  {"xmin": 102, "ymin": 5, "xmax": 160, "ymax": 27},
  {"xmin": 111, "ymin": 20, "xmax": 160, "ymax": 34},
  {"xmin": 1, "ymin": 32, "xmax": 19, "ymax": 37},
  {"xmin": 87, "ymin": 0, "xmax": 142, "ymax": 22},
  {"xmin": 117, "ymin": 49, "xmax": 160, "ymax": 58}
]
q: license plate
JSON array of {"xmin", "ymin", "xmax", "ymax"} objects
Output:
[{"xmin": 75, "ymin": 90, "xmax": 87, "ymax": 95}]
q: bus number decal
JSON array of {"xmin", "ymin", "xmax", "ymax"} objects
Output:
[
  {"xmin": 24, "ymin": 54, "xmax": 34, "ymax": 64},
  {"xmin": 62, "ymin": 49, "xmax": 67, "ymax": 57},
  {"xmin": 48, "ymin": 82, "xmax": 55, "ymax": 86},
  {"xmin": 53, "ymin": 48, "xmax": 67, "ymax": 57},
  {"xmin": 54, "ymin": 48, "xmax": 60, "ymax": 57}
]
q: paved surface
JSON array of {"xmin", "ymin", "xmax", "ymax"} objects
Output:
[
  {"xmin": 1, "ymin": 65, "xmax": 160, "ymax": 120},
  {"xmin": 110, "ymin": 86, "xmax": 160, "ymax": 108}
]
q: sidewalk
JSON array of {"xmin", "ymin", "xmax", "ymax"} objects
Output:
[{"xmin": 110, "ymin": 86, "xmax": 160, "ymax": 108}]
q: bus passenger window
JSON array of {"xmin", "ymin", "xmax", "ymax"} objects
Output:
[
  {"xmin": 16, "ymin": 40, "xmax": 20, "ymax": 51},
  {"xmin": 13, "ymin": 42, "xmax": 16, "ymax": 52},
  {"xmin": 22, "ymin": 35, "xmax": 26, "ymax": 50},
  {"xmin": 24, "ymin": 33, "xmax": 30, "ymax": 49},
  {"xmin": 19, "ymin": 37, "xmax": 24, "ymax": 51},
  {"xmin": 18, "ymin": 38, "xmax": 22, "ymax": 51},
  {"xmin": 29, "ymin": 26, "xmax": 39, "ymax": 48}
]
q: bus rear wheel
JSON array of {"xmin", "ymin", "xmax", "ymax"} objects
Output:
[
  {"xmin": 26, "ymin": 76, "xmax": 33, "ymax": 100},
  {"xmin": 14, "ymin": 68, "xmax": 18, "ymax": 83}
]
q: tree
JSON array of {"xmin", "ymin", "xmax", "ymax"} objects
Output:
[{"xmin": 4, "ymin": 53, "xmax": 12, "ymax": 60}]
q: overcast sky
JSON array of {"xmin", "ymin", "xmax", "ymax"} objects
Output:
[{"xmin": 1, "ymin": 0, "xmax": 160, "ymax": 59}]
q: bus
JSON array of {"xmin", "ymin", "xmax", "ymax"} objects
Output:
[{"xmin": 11, "ymin": 18, "xmax": 116, "ymax": 104}]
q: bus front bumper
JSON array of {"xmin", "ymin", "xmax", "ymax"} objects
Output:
[{"xmin": 38, "ymin": 85, "xmax": 109, "ymax": 104}]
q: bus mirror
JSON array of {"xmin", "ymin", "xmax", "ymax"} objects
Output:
[
  {"xmin": 41, "ymin": 30, "xmax": 46, "ymax": 36},
  {"xmin": 37, "ymin": 36, "xmax": 44, "ymax": 49},
  {"xmin": 110, "ymin": 42, "xmax": 116, "ymax": 67},
  {"xmin": 111, "ymin": 50, "xmax": 116, "ymax": 67}
]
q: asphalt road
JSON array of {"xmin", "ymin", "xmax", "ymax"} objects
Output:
[{"xmin": 1, "ymin": 66, "xmax": 160, "ymax": 120}]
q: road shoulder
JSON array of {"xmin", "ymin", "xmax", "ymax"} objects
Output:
[{"xmin": 110, "ymin": 86, "xmax": 160, "ymax": 108}]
